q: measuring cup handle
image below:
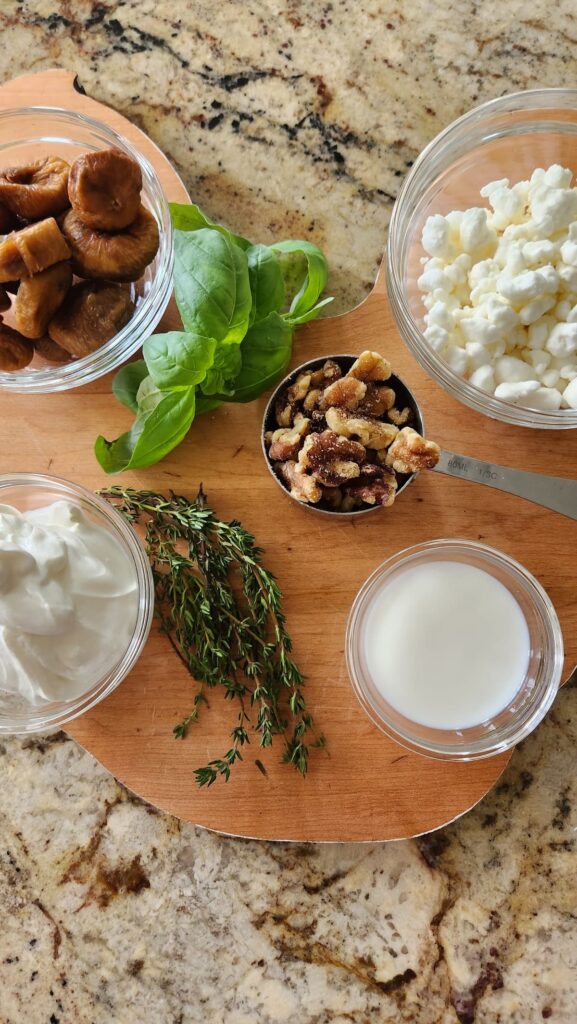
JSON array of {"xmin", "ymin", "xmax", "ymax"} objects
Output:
[{"xmin": 434, "ymin": 449, "xmax": 577, "ymax": 522}]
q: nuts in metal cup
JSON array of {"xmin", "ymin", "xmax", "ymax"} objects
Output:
[{"xmin": 261, "ymin": 352, "xmax": 428, "ymax": 517}]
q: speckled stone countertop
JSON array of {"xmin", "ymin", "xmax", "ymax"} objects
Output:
[{"xmin": 1, "ymin": 2, "xmax": 577, "ymax": 1022}]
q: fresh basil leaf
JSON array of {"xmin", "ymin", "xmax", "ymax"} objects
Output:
[
  {"xmin": 196, "ymin": 394, "xmax": 222, "ymax": 415},
  {"xmin": 246, "ymin": 243, "xmax": 284, "ymax": 325},
  {"xmin": 201, "ymin": 343, "xmax": 242, "ymax": 396},
  {"xmin": 275, "ymin": 250, "xmax": 306, "ymax": 310},
  {"xmin": 136, "ymin": 375, "xmax": 165, "ymax": 414},
  {"xmin": 173, "ymin": 229, "xmax": 252, "ymax": 345},
  {"xmin": 112, "ymin": 360, "xmax": 148, "ymax": 413},
  {"xmin": 225, "ymin": 312, "xmax": 293, "ymax": 404},
  {"xmin": 99, "ymin": 204, "xmax": 332, "ymax": 472},
  {"xmin": 271, "ymin": 239, "xmax": 329, "ymax": 320},
  {"xmin": 169, "ymin": 202, "xmax": 251, "ymax": 250},
  {"xmin": 95, "ymin": 388, "xmax": 196, "ymax": 474},
  {"xmin": 143, "ymin": 331, "xmax": 216, "ymax": 391},
  {"xmin": 284, "ymin": 295, "xmax": 334, "ymax": 325}
]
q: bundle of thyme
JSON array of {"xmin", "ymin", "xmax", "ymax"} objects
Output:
[{"xmin": 100, "ymin": 486, "xmax": 324, "ymax": 786}]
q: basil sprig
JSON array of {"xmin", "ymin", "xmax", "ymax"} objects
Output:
[{"xmin": 95, "ymin": 204, "xmax": 333, "ymax": 472}]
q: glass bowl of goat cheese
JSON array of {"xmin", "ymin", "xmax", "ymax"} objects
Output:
[{"xmin": 387, "ymin": 89, "xmax": 577, "ymax": 428}]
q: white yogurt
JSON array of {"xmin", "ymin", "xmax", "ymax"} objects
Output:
[
  {"xmin": 363, "ymin": 560, "xmax": 530, "ymax": 729},
  {"xmin": 0, "ymin": 500, "xmax": 139, "ymax": 706}
]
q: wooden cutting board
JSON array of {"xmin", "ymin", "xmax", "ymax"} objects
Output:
[{"xmin": 1, "ymin": 70, "xmax": 575, "ymax": 841}]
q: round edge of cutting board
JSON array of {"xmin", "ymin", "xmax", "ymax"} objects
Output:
[
  {"xmin": 0, "ymin": 69, "xmax": 190, "ymax": 203},
  {"xmin": 65, "ymin": 733, "xmax": 513, "ymax": 842},
  {"xmin": 0, "ymin": 68, "xmax": 517, "ymax": 842}
]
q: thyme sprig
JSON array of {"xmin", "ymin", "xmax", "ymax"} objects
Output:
[{"xmin": 100, "ymin": 486, "xmax": 324, "ymax": 786}]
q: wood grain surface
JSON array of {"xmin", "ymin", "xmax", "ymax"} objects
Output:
[{"xmin": 1, "ymin": 71, "xmax": 575, "ymax": 841}]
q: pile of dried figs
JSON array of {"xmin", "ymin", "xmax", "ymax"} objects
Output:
[{"xmin": 0, "ymin": 147, "xmax": 159, "ymax": 372}]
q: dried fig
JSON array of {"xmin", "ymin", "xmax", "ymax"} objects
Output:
[
  {"xmin": 34, "ymin": 336, "xmax": 71, "ymax": 364},
  {"xmin": 68, "ymin": 148, "xmax": 143, "ymax": 230},
  {"xmin": 48, "ymin": 280, "xmax": 135, "ymax": 356},
  {"xmin": 0, "ymin": 322, "xmax": 34, "ymax": 371},
  {"xmin": 14, "ymin": 262, "xmax": 72, "ymax": 339},
  {"xmin": 61, "ymin": 204, "xmax": 159, "ymax": 281},
  {"xmin": 0, "ymin": 286, "xmax": 10, "ymax": 312},
  {"xmin": 0, "ymin": 236, "xmax": 26, "ymax": 282},
  {"xmin": 12, "ymin": 218, "xmax": 71, "ymax": 275},
  {"xmin": 0, "ymin": 201, "xmax": 18, "ymax": 234},
  {"xmin": 0, "ymin": 156, "xmax": 70, "ymax": 219}
]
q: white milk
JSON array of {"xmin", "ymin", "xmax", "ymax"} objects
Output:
[{"xmin": 363, "ymin": 560, "xmax": 530, "ymax": 730}]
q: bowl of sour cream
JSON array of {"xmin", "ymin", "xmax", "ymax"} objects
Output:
[
  {"xmin": 0, "ymin": 473, "xmax": 154, "ymax": 733},
  {"xmin": 346, "ymin": 539, "xmax": 563, "ymax": 760}
]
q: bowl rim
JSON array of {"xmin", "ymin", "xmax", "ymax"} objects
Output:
[
  {"xmin": 346, "ymin": 537, "xmax": 564, "ymax": 760},
  {"xmin": 261, "ymin": 352, "xmax": 424, "ymax": 517},
  {"xmin": 0, "ymin": 105, "xmax": 174, "ymax": 394},
  {"xmin": 0, "ymin": 472, "xmax": 155, "ymax": 733},
  {"xmin": 386, "ymin": 87, "xmax": 577, "ymax": 429}
]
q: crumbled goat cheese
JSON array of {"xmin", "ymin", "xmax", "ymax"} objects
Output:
[{"xmin": 418, "ymin": 165, "xmax": 577, "ymax": 411}]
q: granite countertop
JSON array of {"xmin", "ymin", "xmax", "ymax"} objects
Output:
[{"xmin": 1, "ymin": 2, "xmax": 577, "ymax": 1021}]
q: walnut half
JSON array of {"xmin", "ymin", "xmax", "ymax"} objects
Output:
[
  {"xmin": 348, "ymin": 350, "xmax": 391, "ymax": 382},
  {"xmin": 385, "ymin": 427, "xmax": 441, "ymax": 474},
  {"xmin": 325, "ymin": 406, "xmax": 398, "ymax": 450},
  {"xmin": 322, "ymin": 376, "xmax": 366, "ymax": 410},
  {"xmin": 299, "ymin": 430, "xmax": 366, "ymax": 487},
  {"xmin": 268, "ymin": 418, "xmax": 310, "ymax": 461},
  {"xmin": 310, "ymin": 359, "xmax": 342, "ymax": 387},
  {"xmin": 345, "ymin": 465, "xmax": 398, "ymax": 507},
  {"xmin": 358, "ymin": 383, "xmax": 396, "ymax": 418},
  {"xmin": 388, "ymin": 406, "xmax": 413, "ymax": 426},
  {"xmin": 276, "ymin": 460, "xmax": 322, "ymax": 503}
]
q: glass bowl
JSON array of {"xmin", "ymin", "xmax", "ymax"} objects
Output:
[
  {"xmin": 0, "ymin": 473, "xmax": 154, "ymax": 734},
  {"xmin": 346, "ymin": 539, "xmax": 563, "ymax": 760},
  {"xmin": 387, "ymin": 88, "xmax": 577, "ymax": 429},
  {"xmin": 0, "ymin": 106, "xmax": 173, "ymax": 393}
]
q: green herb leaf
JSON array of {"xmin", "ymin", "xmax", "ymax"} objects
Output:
[
  {"xmin": 226, "ymin": 311, "xmax": 293, "ymax": 403},
  {"xmin": 246, "ymin": 243, "xmax": 285, "ymax": 324},
  {"xmin": 196, "ymin": 394, "xmax": 222, "ymax": 415},
  {"xmin": 135, "ymin": 375, "xmax": 165, "ymax": 414},
  {"xmin": 169, "ymin": 201, "xmax": 251, "ymax": 250},
  {"xmin": 143, "ymin": 331, "xmax": 216, "ymax": 391},
  {"xmin": 173, "ymin": 228, "xmax": 252, "ymax": 344},
  {"xmin": 112, "ymin": 360, "xmax": 148, "ymax": 413},
  {"xmin": 201, "ymin": 343, "xmax": 242, "ymax": 397},
  {"xmin": 99, "ymin": 486, "xmax": 325, "ymax": 785},
  {"xmin": 284, "ymin": 295, "xmax": 335, "ymax": 325},
  {"xmin": 95, "ymin": 388, "xmax": 196, "ymax": 473},
  {"xmin": 272, "ymin": 239, "xmax": 331, "ymax": 320},
  {"xmin": 98, "ymin": 204, "xmax": 332, "ymax": 473}
]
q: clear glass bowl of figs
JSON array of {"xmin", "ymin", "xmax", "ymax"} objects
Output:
[{"xmin": 0, "ymin": 106, "xmax": 173, "ymax": 393}]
